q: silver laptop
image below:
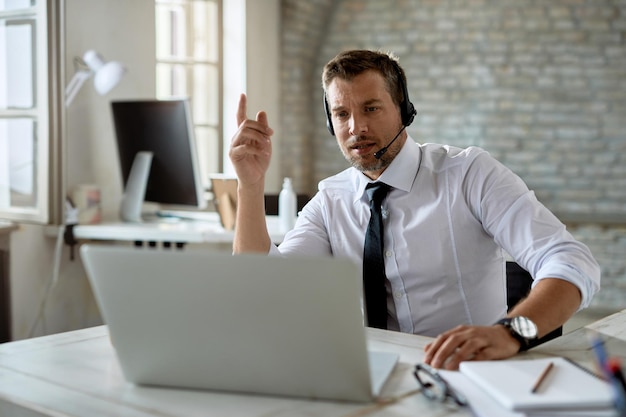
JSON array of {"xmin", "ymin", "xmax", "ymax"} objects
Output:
[{"xmin": 80, "ymin": 245, "xmax": 398, "ymax": 402}]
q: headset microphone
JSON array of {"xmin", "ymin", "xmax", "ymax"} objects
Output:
[{"xmin": 374, "ymin": 125, "xmax": 407, "ymax": 159}]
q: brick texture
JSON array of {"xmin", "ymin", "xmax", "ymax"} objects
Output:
[{"xmin": 281, "ymin": 0, "xmax": 626, "ymax": 310}]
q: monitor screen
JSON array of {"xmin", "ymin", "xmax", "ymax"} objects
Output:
[{"xmin": 111, "ymin": 99, "xmax": 206, "ymax": 221}]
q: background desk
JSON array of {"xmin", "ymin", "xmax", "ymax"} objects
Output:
[
  {"xmin": 58, "ymin": 213, "xmax": 284, "ymax": 246},
  {"xmin": 2, "ymin": 310, "xmax": 626, "ymax": 417}
]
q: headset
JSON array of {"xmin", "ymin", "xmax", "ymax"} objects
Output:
[{"xmin": 323, "ymin": 62, "xmax": 416, "ymax": 136}]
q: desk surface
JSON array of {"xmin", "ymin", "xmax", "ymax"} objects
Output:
[
  {"xmin": 63, "ymin": 214, "xmax": 284, "ymax": 244},
  {"xmin": 0, "ymin": 221, "xmax": 17, "ymax": 234},
  {"xmin": 1, "ymin": 311, "xmax": 626, "ymax": 417}
]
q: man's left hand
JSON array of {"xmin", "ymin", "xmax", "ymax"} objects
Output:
[{"xmin": 423, "ymin": 324, "xmax": 520, "ymax": 370}]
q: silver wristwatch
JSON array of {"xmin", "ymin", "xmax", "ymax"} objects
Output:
[{"xmin": 496, "ymin": 316, "xmax": 538, "ymax": 352}]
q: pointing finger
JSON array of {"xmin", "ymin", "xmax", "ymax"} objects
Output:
[{"xmin": 236, "ymin": 93, "xmax": 247, "ymax": 126}]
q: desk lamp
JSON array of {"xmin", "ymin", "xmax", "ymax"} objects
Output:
[
  {"xmin": 28, "ymin": 51, "xmax": 126, "ymax": 338},
  {"xmin": 64, "ymin": 50, "xmax": 126, "ymax": 107}
]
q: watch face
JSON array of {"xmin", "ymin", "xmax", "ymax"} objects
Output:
[{"xmin": 511, "ymin": 316, "xmax": 538, "ymax": 339}]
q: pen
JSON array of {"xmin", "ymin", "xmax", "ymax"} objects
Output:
[
  {"xmin": 589, "ymin": 333, "xmax": 610, "ymax": 377},
  {"xmin": 607, "ymin": 358, "xmax": 626, "ymax": 396},
  {"xmin": 589, "ymin": 332, "xmax": 626, "ymax": 414},
  {"xmin": 531, "ymin": 361, "xmax": 554, "ymax": 393},
  {"xmin": 607, "ymin": 358, "xmax": 626, "ymax": 392}
]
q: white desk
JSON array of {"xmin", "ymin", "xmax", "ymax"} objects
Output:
[
  {"xmin": 0, "ymin": 327, "xmax": 459, "ymax": 417},
  {"xmin": 59, "ymin": 213, "xmax": 284, "ymax": 245},
  {"xmin": 2, "ymin": 311, "xmax": 626, "ymax": 417}
]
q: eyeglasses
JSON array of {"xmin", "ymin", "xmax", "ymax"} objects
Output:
[{"xmin": 413, "ymin": 363, "xmax": 468, "ymax": 407}]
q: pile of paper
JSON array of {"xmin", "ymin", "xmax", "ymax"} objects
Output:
[{"xmin": 441, "ymin": 357, "xmax": 618, "ymax": 417}]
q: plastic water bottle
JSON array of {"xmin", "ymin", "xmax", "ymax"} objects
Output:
[{"xmin": 279, "ymin": 177, "xmax": 297, "ymax": 233}]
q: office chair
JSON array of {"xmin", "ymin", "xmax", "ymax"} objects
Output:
[{"xmin": 506, "ymin": 261, "xmax": 563, "ymax": 348}]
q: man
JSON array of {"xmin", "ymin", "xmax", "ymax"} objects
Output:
[{"xmin": 229, "ymin": 49, "xmax": 600, "ymax": 370}]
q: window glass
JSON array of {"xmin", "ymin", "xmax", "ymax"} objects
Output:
[
  {"xmin": 192, "ymin": 0, "xmax": 218, "ymax": 62},
  {"xmin": 0, "ymin": 0, "xmax": 35, "ymax": 11},
  {"xmin": 0, "ymin": 0, "xmax": 48, "ymax": 223},
  {"xmin": 0, "ymin": 118, "xmax": 36, "ymax": 209},
  {"xmin": 156, "ymin": 0, "xmax": 221, "ymax": 179},
  {"xmin": 195, "ymin": 126, "xmax": 219, "ymax": 182},
  {"xmin": 0, "ymin": 17, "xmax": 35, "ymax": 109},
  {"xmin": 192, "ymin": 63, "xmax": 218, "ymax": 125},
  {"xmin": 156, "ymin": 62, "xmax": 188, "ymax": 97},
  {"xmin": 155, "ymin": 3, "xmax": 185, "ymax": 60}
]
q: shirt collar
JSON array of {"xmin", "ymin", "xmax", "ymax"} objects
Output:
[{"xmin": 354, "ymin": 136, "xmax": 422, "ymax": 201}]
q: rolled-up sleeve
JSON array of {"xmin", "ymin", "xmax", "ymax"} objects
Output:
[
  {"xmin": 471, "ymin": 149, "xmax": 601, "ymax": 309},
  {"xmin": 269, "ymin": 191, "xmax": 334, "ymax": 257}
]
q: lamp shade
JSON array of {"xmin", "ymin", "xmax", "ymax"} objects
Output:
[
  {"xmin": 83, "ymin": 50, "xmax": 126, "ymax": 95},
  {"xmin": 94, "ymin": 61, "xmax": 126, "ymax": 95},
  {"xmin": 65, "ymin": 50, "xmax": 126, "ymax": 106}
]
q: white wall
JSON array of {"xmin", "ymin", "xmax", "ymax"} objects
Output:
[
  {"xmin": 223, "ymin": 0, "xmax": 281, "ymax": 193},
  {"xmin": 245, "ymin": 0, "xmax": 281, "ymax": 193},
  {"xmin": 10, "ymin": 0, "xmax": 156, "ymax": 340},
  {"xmin": 10, "ymin": 0, "xmax": 282, "ymax": 340},
  {"xmin": 65, "ymin": 1, "xmax": 157, "ymax": 220}
]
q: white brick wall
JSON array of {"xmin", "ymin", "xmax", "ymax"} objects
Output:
[{"xmin": 281, "ymin": 0, "xmax": 626, "ymax": 310}]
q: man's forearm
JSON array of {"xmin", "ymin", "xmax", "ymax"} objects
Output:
[
  {"xmin": 232, "ymin": 184, "xmax": 272, "ymax": 254},
  {"xmin": 508, "ymin": 277, "xmax": 582, "ymax": 338}
]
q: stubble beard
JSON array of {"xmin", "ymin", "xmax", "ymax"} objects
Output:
[
  {"xmin": 344, "ymin": 151, "xmax": 388, "ymax": 173},
  {"xmin": 339, "ymin": 135, "xmax": 393, "ymax": 174}
]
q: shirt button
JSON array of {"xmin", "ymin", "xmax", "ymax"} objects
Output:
[
  {"xmin": 385, "ymin": 250, "xmax": 393, "ymax": 257},
  {"xmin": 394, "ymin": 292, "xmax": 403, "ymax": 300}
]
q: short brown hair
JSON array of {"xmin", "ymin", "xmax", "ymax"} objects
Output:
[{"xmin": 322, "ymin": 50, "xmax": 407, "ymax": 108}]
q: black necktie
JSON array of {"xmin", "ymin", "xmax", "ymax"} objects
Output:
[{"xmin": 363, "ymin": 182, "xmax": 391, "ymax": 329}]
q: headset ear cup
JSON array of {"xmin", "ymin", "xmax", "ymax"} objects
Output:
[
  {"xmin": 323, "ymin": 94, "xmax": 335, "ymax": 136},
  {"xmin": 403, "ymin": 101, "xmax": 417, "ymax": 127},
  {"xmin": 397, "ymin": 65, "xmax": 417, "ymax": 127}
]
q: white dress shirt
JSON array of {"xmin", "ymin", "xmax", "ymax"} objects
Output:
[{"xmin": 269, "ymin": 137, "xmax": 600, "ymax": 337}]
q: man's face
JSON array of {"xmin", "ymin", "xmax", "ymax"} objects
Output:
[{"xmin": 326, "ymin": 70, "xmax": 406, "ymax": 180}]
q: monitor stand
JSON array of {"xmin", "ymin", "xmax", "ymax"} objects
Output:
[{"xmin": 120, "ymin": 151, "xmax": 153, "ymax": 223}]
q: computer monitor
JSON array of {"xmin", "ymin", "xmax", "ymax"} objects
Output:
[{"xmin": 111, "ymin": 99, "xmax": 206, "ymax": 222}]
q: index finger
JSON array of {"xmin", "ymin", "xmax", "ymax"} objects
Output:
[
  {"xmin": 236, "ymin": 93, "xmax": 247, "ymax": 126},
  {"xmin": 423, "ymin": 327, "xmax": 462, "ymax": 367},
  {"xmin": 423, "ymin": 334, "xmax": 445, "ymax": 364}
]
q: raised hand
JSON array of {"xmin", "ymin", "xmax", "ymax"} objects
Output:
[{"xmin": 229, "ymin": 93, "xmax": 274, "ymax": 187}]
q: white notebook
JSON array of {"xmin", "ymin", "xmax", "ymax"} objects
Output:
[{"xmin": 459, "ymin": 357, "xmax": 614, "ymax": 411}]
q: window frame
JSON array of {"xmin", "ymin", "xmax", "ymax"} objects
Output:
[
  {"xmin": 0, "ymin": 0, "xmax": 64, "ymax": 225},
  {"xmin": 155, "ymin": 0, "xmax": 223, "ymax": 185}
]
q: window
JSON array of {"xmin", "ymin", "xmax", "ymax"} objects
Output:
[
  {"xmin": 0, "ymin": 0, "xmax": 57, "ymax": 224},
  {"xmin": 155, "ymin": 0, "xmax": 222, "ymax": 188}
]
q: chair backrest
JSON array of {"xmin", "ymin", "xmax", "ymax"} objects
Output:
[
  {"xmin": 505, "ymin": 261, "xmax": 563, "ymax": 348},
  {"xmin": 506, "ymin": 261, "xmax": 534, "ymax": 312}
]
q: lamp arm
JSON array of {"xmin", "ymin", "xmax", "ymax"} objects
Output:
[{"xmin": 64, "ymin": 70, "xmax": 92, "ymax": 107}]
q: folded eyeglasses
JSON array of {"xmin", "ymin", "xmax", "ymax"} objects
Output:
[{"xmin": 413, "ymin": 363, "xmax": 468, "ymax": 407}]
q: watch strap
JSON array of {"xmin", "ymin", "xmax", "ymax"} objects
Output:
[{"xmin": 496, "ymin": 318, "xmax": 530, "ymax": 352}]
